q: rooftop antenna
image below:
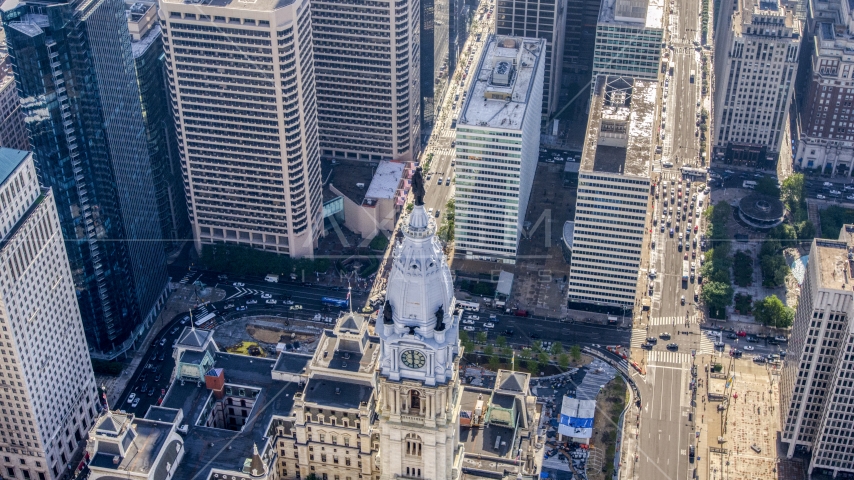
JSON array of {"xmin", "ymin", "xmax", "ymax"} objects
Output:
[
  {"xmin": 190, "ymin": 308, "xmax": 195, "ymax": 332},
  {"xmin": 348, "ymin": 282, "xmax": 353, "ymax": 315}
]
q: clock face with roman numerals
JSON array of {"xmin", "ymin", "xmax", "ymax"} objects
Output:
[{"xmin": 401, "ymin": 349, "xmax": 426, "ymax": 369}]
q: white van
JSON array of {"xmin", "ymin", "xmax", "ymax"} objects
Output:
[{"xmin": 265, "ymin": 274, "xmax": 279, "ymax": 283}]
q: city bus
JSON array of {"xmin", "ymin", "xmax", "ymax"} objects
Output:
[
  {"xmin": 456, "ymin": 301, "xmax": 480, "ymax": 312},
  {"xmin": 322, "ymin": 297, "xmax": 349, "ymax": 308}
]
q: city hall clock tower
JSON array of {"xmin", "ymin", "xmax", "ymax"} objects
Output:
[{"xmin": 377, "ymin": 202, "xmax": 462, "ymax": 480}]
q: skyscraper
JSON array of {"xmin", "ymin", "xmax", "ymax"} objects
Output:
[
  {"xmin": 567, "ymin": 76, "xmax": 655, "ymax": 309},
  {"xmin": 495, "ymin": 0, "xmax": 566, "ymax": 118},
  {"xmin": 159, "ymin": 0, "xmax": 323, "ymax": 258},
  {"xmin": 1, "ymin": 0, "xmax": 169, "ymax": 355},
  {"xmin": 0, "ymin": 45, "xmax": 28, "ymax": 151},
  {"xmin": 781, "ymin": 233, "xmax": 854, "ymax": 477},
  {"xmin": 454, "ymin": 35, "xmax": 545, "ymax": 264},
  {"xmin": 312, "ymin": 0, "xmax": 421, "ymax": 162},
  {"xmin": 792, "ymin": 0, "xmax": 854, "ymax": 175},
  {"xmin": 127, "ymin": 0, "xmax": 189, "ymax": 254},
  {"xmin": 421, "ymin": 0, "xmax": 454, "ymax": 130},
  {"xmin": 712, "ymin": 0, "xmax": 799, "ymax": 166},
  {"xmin": 591, "ymin": 0, "xmax": 663, "ymax": 83},
  {"xmin": 0, "ymin": 148, "xmax": 99, "ymax": 480}
]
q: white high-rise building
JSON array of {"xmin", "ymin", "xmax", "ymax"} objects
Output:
[
  {"xmin": 781, "ymin": 232, "xmax": 854, "ymax": 477},
  {"xmin": 312, "ymin": 0, "xmax": 421, "ymax": 162},
  {"xmin": 454, "ymin": 35, "xmax": 545, "ymax": 264},
  {"xmin": 0, "ymin": 148, "xmax": 99, "ymax": 480},
  {"xmin": 592, "ymin": 0, "xmax": 664, "ymax": 82},
  {"xmin": 712, "ymin": 0, "xmax": 800, "ymax": 165},
  {"xmin": 567, "ymin": 76, "xmax": 655, "ymax": 309},
  {"xmin": 160, "ymin": 0, "xmax": 323, "ymax": 258}
]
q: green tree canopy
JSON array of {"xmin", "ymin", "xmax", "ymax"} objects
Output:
[
  {"xmin": 551, "ymin": 342, "xmax": 563, "ymax": 355},
  {"xmin": 755, "ymin": 177, "xmax": 781, "ymax": 197},
  {"xmin": 701, "ymin": 281, "xmax": 734, "ymax": 311},
  {"xmin": 753, "ymin": 295, "xmax": 794, "ymax": 328},
  {"xmin": 570, "ymin": 344, "xmax": 582, "ymax": 362},
  {"xmin": 732, "ymin": 251, "xmax": 754, "ymax": 287},
  {"xmin": 476, "ymin": 332, "xmax": 488, "ymax": 343},
  {"xmin": 760, "ymin": 254, "xmax": 789, "ymax": 287}
]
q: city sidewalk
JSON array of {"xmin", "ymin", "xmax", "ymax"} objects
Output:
[
  {"xmin": 97, "ymin": 283, "xmax": 226, "ymax": 407},
  {"xmin": 692, "ymin": 354, "xmax": 802, "ymax": 480}
]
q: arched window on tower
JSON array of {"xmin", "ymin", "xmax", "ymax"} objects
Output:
[
  {"xmin": 405, "ymin": 433, "xmax": 422, "ymax": 457},
  {"xmin": 409, "ymin": 390, "xmax": 421, "ymax": 413}
]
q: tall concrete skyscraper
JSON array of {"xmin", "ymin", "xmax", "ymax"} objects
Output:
[
  {"xmin": 127, "ymin": 0, "xmax": 189, "ymax": 254},
  {"xmin": 0, "ymin": 149, "xmax": 99, "ymax": 480},
  {"xmin": 592, "ymin": 0, "xmax": 663, "ymax": 82},
  {"xmin": 567, "ymin": 76, "xmax": 655, "ymax": 309},
  {"xmin": 160, "ymin": 0, "xmax": 323, "ymax": 258},
  {"xmin": 781, "ymin": 232, "xmax": 854, "ymax": 477},
  {"xmin": 495, "ymin": 0, "xmax": 566, "ymax": 118},
  {"xmin": 0, "ymin": 43, "xmax": 28, "ymax": 151},
  {"xmin": 454, "ymin": 35, "xmax": 545, "ymax": 264},
  {"xmin": 422, "ymin": 0, "xmax": 455, "ymax": 129},
  {"xmin": 792, "ymin": 0, "xmax": 854, "ymax": 175},
  {"xmin": 1, "ymin": 0, "xmax": 169, "ymax": 356},
  {"xmin": 713, "ymin": 0, "xmax": 799, "ymax": 166},
  {"xmin": 312, "ymin": 0, "xmax": 421, "ymax": 162}
]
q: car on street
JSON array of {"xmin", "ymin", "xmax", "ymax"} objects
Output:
[
  {"xmin": 737, "ymin": 330, "xmax": 747, "ymax": 337},
  {"xmin": 649, "ymin": 269, "xmax": 657, "ymax": 278},
  {"xmin": 751, "ymin": 444, "xmax": 762, "ymax": 453},
  {"xmin": 236, "ymin": 306, "xmax": 247, "ymax": 311},
  {"xmin": 155, "ymin": 374, "xmax": 162, "ymax": 382},
  {"xmin": 681, "ymin": 295, "xmax": 685, "ymax": 305},
  {"xmin": 666, "ymin": 343, "xmax": 679, "ymax": 350},
  {"xmin": 817, "ymin": 194, "xmax": 827, "ymax": 199},
  {"xmin": 266, "ymin": 299, "xmax": 277, "ymax": 304},
  {"xmin": 530, "ymin": 333, "xmax": 540, "ymax": 339},
  {"xmin": 660, "ymin": 332, "xmax": 671, "ymax": 340},
  {"xmin": 830, "ymin": 190, "xmax": 842, "ymax": 195},
  {"xmin": 224, "ymin": 303, "xmax": 234, "ymax": 309},
  {"xmin": 160, "ymin": 338, "xmax": 167, "ymax": 346},
  {"xmin": 233, "ymin": 282, "xmax": 245, "ymax": 287},
  {"xmin": 847, "ymin": 195, "xmax": 854, "ymax": 201},
  {"xmin": 646, "ymin": 337, "xmax": 657, "ymax": 344},
  {"xmin": 503, "ymin": 329, "xmax": 514, "ymax": 336},
  {"xmin": 127, "ymin": 393, "xmax": 136, "ymax": 404},
  {"xmin": 170, "ymin": 327, "xmax": 179, "ymax": 334},
  {"xmin": 261, "ymin": 293, "xmax": 272, "ymax": 299},
  {"xmin": 132, "ymin": 397, "xmax": 141, "ymax": 408},
  {"xmin": 774, "ymin": 335, "xmax": 787, "ymax": 342},
  {"xmin": 463, "ymin": 326, "xmax": 475, "ymax": 332},
  {"xmin": 714, "ymin": 342, "xmax": 724, "ymax": 349},
  {"xmin": 727, "ymin": 333, "xmax": 738, "ymax": 339},
  {"xmin": 462, "ymin": 319, "xmax": 475, "ymax": 325},
  {"xmin": 824, "ymin": 181, "xmax": 834, "ymax": 187},
  {"xmin": 641, "ymin": 343, "xmax": 653, "ymax": 350},
  {"xmin": 747, "ymin": 336, "xmax": 759, "ymax": 343},
  {"xmin": 483, "ymin": 322, "xmax": 495, "ymax": 328},
  {"xmin": 246, "ymin": 299, "xmax": 258, "ymax": 304},
  {"xmin": 742, "ymin": 345, "xmax": 755, "ymax": 351}
]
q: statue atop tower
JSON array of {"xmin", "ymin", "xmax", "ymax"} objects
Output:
[{"xmin": 377, "ymin": 194, "xmax": 459, "ymax": 385}]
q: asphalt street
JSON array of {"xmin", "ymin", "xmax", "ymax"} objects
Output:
[{"xmin": 633, "ymin": 0, "xmax": 706, "ymax": 476}]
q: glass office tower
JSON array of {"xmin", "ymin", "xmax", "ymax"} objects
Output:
[{"xmin": 1, "ymin": 0, "xmax": 169, "ymax": 356}]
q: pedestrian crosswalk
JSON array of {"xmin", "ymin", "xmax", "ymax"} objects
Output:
[
  {"xmin": 648, "ymin": 350, "xmax": 692, "ymax": 365},
  {"xmin": 698, "ymin": 335, "xmax": 718, "ymax": 356},
  {"xmin": 631, "ymin": 329, "xmax": 648, "ymax": 348},
  {"xmin": 648, "ymin": 315, "xmax": 700, "ymax": 326}
]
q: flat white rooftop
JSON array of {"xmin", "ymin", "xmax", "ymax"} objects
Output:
[
  {"xmin": 580, "ymin": 76, "xmax": 656, "ymax": 178},
  {"xmin": 459, "ymin": 35, "xmax": 544, "ymax": 131},
  {"xmin": 365, "ymin": 160, "xmax": 405, "ymax": 200},
  {"xmin": 599, "ymin": 0, "xmax": 664, "ymax": 29}
]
